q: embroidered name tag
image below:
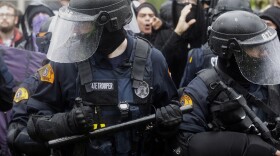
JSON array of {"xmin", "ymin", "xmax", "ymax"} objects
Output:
[
  {"xmin": 85, "ymin": 81, "xmax": 115, "ymax": 92},
  {"xmin": 91, "ymin": 82, "xmax": 114, "ymax": 90}
]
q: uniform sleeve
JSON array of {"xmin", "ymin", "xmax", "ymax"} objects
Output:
[
  {"xmin": 26, "ymin": 62, "xmax": 76, "ymax": 115},
  {"xmin": 150, "ymin": 48, "xmax": 178, "ymax": 108},
  {"xmin": 179, "ymin": 76, "xmax": 210, "ymax": 133},
  {"xmin": 8, "ymin": 74, "xmax": 50, "ymax": 156},
  {"xmin": 0, "ymin": 56, "xmax": 14, "ymax": 112},
  {"xmin": 11, "ymin": 74, "xmax": 39, "ymax": 125}
]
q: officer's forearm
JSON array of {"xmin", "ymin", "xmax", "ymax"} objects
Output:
[
  {"xmin": 9, "ymin": 125, "xmax": 50, "ymax": 156},
  {"xmin": 27, "ymin": 113, "xmax": 74, "ymax": 142}
]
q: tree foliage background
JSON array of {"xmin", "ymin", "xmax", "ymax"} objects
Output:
[{"xmin": 147, "ymin": 0, "xmax": 166, "ymax": 9}]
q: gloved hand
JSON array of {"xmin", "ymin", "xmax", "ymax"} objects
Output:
[
  {"xmin": 27, "ymin": 106, "xmax": 95, "ymax": 142},
  {"xmin": 67, "ymin": 106, "xmax": 95, "ymax": 134},
  {"xmin": 156, "ymin": 100, "xmax": 183, "ymax": 128}
]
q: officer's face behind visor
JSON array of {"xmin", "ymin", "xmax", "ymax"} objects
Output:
[
  {"xmin": 47, "ymin": 6, "xmax": 103, "ymax": 63},
  {"xmin": 233, "ymin": 28, "xmax": 280, "ymax": 85}
]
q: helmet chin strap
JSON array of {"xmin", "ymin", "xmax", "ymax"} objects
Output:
[{"xmin": 97, "ymin": 28, "xmax": 126, "ymax": 56}]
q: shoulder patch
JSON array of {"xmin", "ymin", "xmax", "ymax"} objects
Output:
[
  {"xmin": 180, "ymin": 93, "xmax": 193, "ymax": 106},
  {"xmin": 38, "ymin": 64, "xmax": 54, "ymax": 84},
  {"xmin": 14, "ymin": 88, "xmax": 29, "ymax": 103}
]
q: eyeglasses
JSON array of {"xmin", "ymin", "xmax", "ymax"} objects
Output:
[
  {"xmin": 0, "ymin": 13, "xmax": 15, "ymax": 18},
  {"xmin": 176, "ymin": 0, "xmax": 197, "ymax": 5}
]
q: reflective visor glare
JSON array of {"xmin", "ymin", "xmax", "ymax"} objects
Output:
[
  {"xmin": 235, "ymin": 37, "xmax": 280, "ymax": 85},
  {"xmin": 47, "ymin": 17, "xmax": 103, "ymax": 63}
]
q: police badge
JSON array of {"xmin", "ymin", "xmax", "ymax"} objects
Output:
[{"xmin": 134, "ymin": 81, "xmax": 150, "ymax": 99}]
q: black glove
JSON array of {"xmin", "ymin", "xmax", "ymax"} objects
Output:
[
  {"xmin": 156, "ymin": 101, "xmax": 183, "ymax": 128},
  {"xmin": 67, "ymin": 106, "xmax": 95, "ymax": 134},
  {"xmin": 27, "ymin": 106, "xmax": 94, "ymax": 142}
]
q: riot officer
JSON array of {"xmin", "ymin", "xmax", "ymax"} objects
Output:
[
  {"xmin": 179, "ymin": 0, "xmax": 253, "ymax": 87},
  {"xmin": 175, "ymin": 10, "xmax": 280, "ymax": 156},
  {"xmin": 25, "ymin": 0, "xmax": 182, "ymax": 156}
]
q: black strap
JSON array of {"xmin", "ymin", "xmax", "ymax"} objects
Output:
[
  {"xmin": 131, "ymin": 38, "xmax": 150, "ymax": 88},
  {"xmin": 77, "ymin": 60, "xmax": 93, "ymax": 86},
  {"xmin": 77, "ymin": 60, "xmax": 94, "ymax": 94}
]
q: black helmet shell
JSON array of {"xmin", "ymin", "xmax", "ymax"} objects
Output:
[
  {"xmin": 210, "ymin": 0, "xmax": 252, "ymax": 22},
  {"xmin": 68, "ymin": 0, "xmax": 132, "ymax": 32},
  {"xmin": 209, "ymin": 10, "xmax": 267, "ymax": 58}
]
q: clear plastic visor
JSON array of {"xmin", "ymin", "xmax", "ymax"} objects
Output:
[
  {"xmin": 47, "ymin": 7, "xmax": 103, "ymax": 63},
  {"xmin": 124, "ymin": 2, "xmax": 140, "ymax": 33},
  {"xmin": 234, "ymin": 36, "xmax": 280, "ymax": 85}
]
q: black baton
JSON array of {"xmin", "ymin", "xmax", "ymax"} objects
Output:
[{"xmin": 47, "ymin": 105, "xmax": 193, "ymax": 148}]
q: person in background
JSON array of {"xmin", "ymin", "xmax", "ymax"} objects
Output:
[
  {"xmin": 0, "ymin": 2, "xmax": 23, "ymax": 47},
  {"xmin": 260, "ymin": 6, "xmax": 280, "ymax": 39},
  {"xmin": 154, "ymin": 0, "xmax": 206, "ymax": 88},
  {"xmin": 136, "ymin": 2, "xmax": 166, "ymax": 44},
  {"xmin": 159, "ymin": 0, "xmax": 173, "ymax": 27},
  {"xmin": 17, "ymin": 3, "xmax": 54, "ymax": 52}
]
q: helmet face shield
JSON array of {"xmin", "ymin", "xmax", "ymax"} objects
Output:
[
  {"xmin": 234, "ymin": 28, "xmax": 280, "ymax": 85},
  {"xmin": 47, "ymin": 6, "xmax": 103, "ymax": 63},
  {"xmin": 124, "ymin": 2, "xmax": 140, "ymax": 33}
]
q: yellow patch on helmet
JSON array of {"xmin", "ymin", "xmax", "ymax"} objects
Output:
[
  {"xmin": 38, "ymin": 64, "xmax": 54, "ymax": 84},
  {"xmin": 180, "ymin": 94, "xmax": 193, "ymax": 106},
  {"xmin": 14, "ymin": 88, "xmax": 29, "ymax": 103}
]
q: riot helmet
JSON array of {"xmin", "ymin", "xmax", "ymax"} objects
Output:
[
  {"xmin": 209, "ymin": 11, "xmax": 280, "ymax": 85},
  {"xmin": 209, "ymin": 0, "xmax": 252, "ymax": 23},
  {"xmin": 47, "ymin": 0, "xmax": 132, "ymax": 63}
]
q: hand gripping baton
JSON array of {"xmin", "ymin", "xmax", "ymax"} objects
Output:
[{"xmin": 47, "ymin": 105, "xmax": 193, "ymax": 148}]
